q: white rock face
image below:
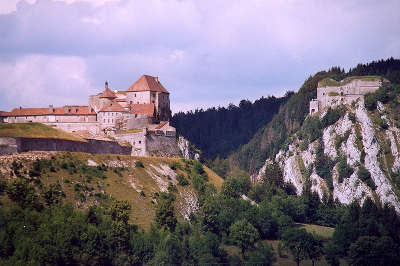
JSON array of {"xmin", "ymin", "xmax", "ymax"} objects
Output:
[
  {"xmin": 282, "ymin": 155, "xmax": 304, "ymax": 195},
  {"xmin": 310, "ymin": 172, "xmax": 328, "ymax": 199},
  {"xmin": 332, "ymin": 167, "xmax": 373, "ymax": 204},
  {"xmin": 253, "ymin": 99, "xmax": 400, "ymax": 212},
  {"xmin": 177, "ymin": 136, "xmax": 200, "ymax": 160}
]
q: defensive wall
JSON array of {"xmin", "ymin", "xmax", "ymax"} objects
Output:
[
  {"xmin": 309, "ymin": 77, "xmax": 383, "ymax": 115},
  {"xmin": 0, "ymin": 137, "xmax": 131, "ymax": 155}
]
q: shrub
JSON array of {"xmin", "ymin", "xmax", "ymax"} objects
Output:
[
  {"xmin": 321, "ymin": 106, "xmax": 346, "ymax": 128},
  {"xmin": 301, "ymin": 116, "xmax": 322, "ymax": 142},
  {"xmin": 376, "ymin": 117, "xmax": 388, "ymax": 129},
  {"xmin": 177, "ymin": 174, "xmax": 189, "ymax": 186},
  {"xmin": 337, "ymin": 155, "xmax": 354, "ymax": 183},
  {"xmin": 357, "ymin": 165, "xmax": 376, "ymax": 190},
  {"xmin": 365, "ymin": 92, "xmax": 377, "ymax": 110},
  {"xmin": 169, "ymin": 162, "xmax": 180, "ymax": 171},
  {"xmin": 167, "ymin": 182, "xmax": 178, "ymax": 193},
  {"xmin": 135, "ymin": 161, "xmax": 144, "ymax": 168}
]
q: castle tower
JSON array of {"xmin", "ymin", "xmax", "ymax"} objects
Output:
[{"xmin": 126, "ymin": 75, "xmax": 171, "ymax": 121}]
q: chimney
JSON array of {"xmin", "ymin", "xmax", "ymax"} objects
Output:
[
  {"xmin": 19, "ymin": 106, "xmax": 22, "ymax": 110},
  {"xmin": 155, "ymin": 76, "xmax": 159, "ymax": 83},
  {"xmin": 49, "ymin": 105, "xmax": 54, "ymax": 113},
  {"xmin": 105, "ymin": 80, "xmax": 109, "ymax": 89}
]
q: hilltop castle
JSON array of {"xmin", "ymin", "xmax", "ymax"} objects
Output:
[
  {"xmin": 309, "ymin": 76, "xmax": 385, "ymax": 115},
  {"xmin": 0, "ymin": 74, "xmax": 175, "ymax": 136}
]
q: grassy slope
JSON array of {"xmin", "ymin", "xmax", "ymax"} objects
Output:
[
  {"xmin": 0, "ymin": 152, "xmax": 224, "ymax": 229},
  {"xmin": 0, "ymin": 123, "xmax": 85, "ymax": 142}
]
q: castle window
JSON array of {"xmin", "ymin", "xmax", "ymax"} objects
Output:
[
  {"xmin": 134, "ymin": 94, "xmax": 136, "ymax": 97},
  {"xmin": 130, "ymin": 101, "xmax": 132, "ymax": 104},
  {"xmin": 139, "ymin": 141, "xmax": 141, "ymax": 144}
]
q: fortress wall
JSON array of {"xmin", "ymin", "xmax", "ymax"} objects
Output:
[
  {"xmin": 145, "ymin": 133, "xmax": 181, "ymax": 157},
  {"xmin": 0, "ymin": 137, "xmax": 18, "ymax": 154},
  {"xmin": 127, "ymin": 116, "xmax": 153, "ymax": 129},
  {"xmin": 0, "ymin": 137, "xmax": 131, "ymax": 155},
  {"xmin": 114, "ymin": 132, "xmax": 146, "ymax": 156}
]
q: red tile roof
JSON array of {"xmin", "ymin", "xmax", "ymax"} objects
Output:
[
  {"xmin": 130, "ymin": 103, "xmax": 155, "ymax": 117},
  {"xmin": 100, "ymin": 87, "xmax": 117, "ymax": 99},
  {"xmin": 155, "ymin": 121, "xmax": 168, "ymax": 129},
  {"xmin": 0, "ymin": 111, "xmax": 10, "ymax": 117},
  {"xmin": 127, "ymin": 75, "xmax": 169, "ymax": 93},
  {"xmin": 7, "ymin": 106, "xmax": 96, "ymax": 116},
  {"xmin": 99, "ymin": 101, "xmax": 127, "ymax": 112}
]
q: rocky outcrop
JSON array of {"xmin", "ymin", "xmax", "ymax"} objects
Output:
[
  {"xmin": 177, "ymin": 136, "xmax": 200, "ymax": 160},
  {"xmin": 254, "ymin": 99, "xmax": 400, "ymax": 212}
]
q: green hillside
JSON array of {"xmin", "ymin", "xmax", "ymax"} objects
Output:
[
  {"xmin": 0, "ymin": 152, "xmax": 223, "ymax": 229},
  {"xmin": 231, "ymin": 58, "xmax": 400, "ymax": 174},
  {"xmin": 0, "ymin": 123, "xmax": 85, "ymax": 142}
]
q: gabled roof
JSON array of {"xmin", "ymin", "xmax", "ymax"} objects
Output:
[
  {"xmin": 7, "ymin": 106, "xmax": 96, "ymax": 116},
  {"xmin": 127, "ymin": 75, "xmax": 169, "ymax": 93},
  {"xmin": 99, "ymin": 101, "xmax": 127, "ymax": 112},
  {"xmin": 130, "ymin": 103, "xmax": 155, "ymax": 117},
  {"xmin": 0, "ymin": 111, "xmax": 10, "ymax": 117},
  {"xmin": 100, "ymin": 87, "xmax": 117, "ymax": 99}
]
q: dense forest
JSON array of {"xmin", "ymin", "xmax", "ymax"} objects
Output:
[
  {"xmin": 1, "ymin": 156, "xmax": 399, "ymax": 265},
  {"xmin": 171, "ymin": 93, "xmax": 292, "ymax": 160}
]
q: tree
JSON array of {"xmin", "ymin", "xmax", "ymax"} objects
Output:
[
  {"xmin": 246, "ymin": 242, "xmax": 276, "ymax": 266},
  {"xmin": 155, "ymin": 194, "xmax": 177, "ymax": 232},
  {"xmin": 6, "ymin": 178, "xmax": 40, "ymax": 209},
  {"xmin": 304, "ymin": 233, "xmax": 324, "ymax": 266},
  {"xmin": 348, "ymin": 236, "xmax": 400, "ymax": 266},
  {"xmin": 282, "ymin": 228, "xmax": 311, "ymax": 266},
  {"xmin": 229, "ymin": 219, "xmax": 259, "ymax": 257},
  {"xmin": 41, "ymin": 182, "xmax": 65, "ymax": 206}
]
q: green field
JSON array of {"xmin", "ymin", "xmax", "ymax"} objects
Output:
[{"xmin": 0, "ymin": 123, "xmax": 85, "ymax": 142}]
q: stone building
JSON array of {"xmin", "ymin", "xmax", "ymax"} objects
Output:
[
  {"xmin": 0, "ymin": 74, "xmax": 174, "ymax": 137},
  {"xmin": 126, "ymin": 75, "xmax": 171, "ymax": 121},
  {"xmin": 309, "ymin": 76, "xmax": 385, "ymax": 115}
]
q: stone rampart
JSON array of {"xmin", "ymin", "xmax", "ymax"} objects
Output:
[
  {"xmin": 146, "ymin": 133, "xmax": 181, "ymax": 157},
  {"xmin": 0, "ymin": 137, "xmax": 131, "ymax": 155}
]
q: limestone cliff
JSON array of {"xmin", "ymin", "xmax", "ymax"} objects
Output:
[
  {"xmin": 253, "ymin": 98, "xmax": 400, "ymax": 212},
  {"xmin": 177, "ymin": 136, "xmax": 200, "ymax": 160}
]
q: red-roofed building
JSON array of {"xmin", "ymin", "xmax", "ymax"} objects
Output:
[
  {"xmin": 1, "ymin": 75, "xmax": 174, "ymax": 136},
  {"xmin": 126, "ymin": 75, "xmax": 171, "ymax": 121}
]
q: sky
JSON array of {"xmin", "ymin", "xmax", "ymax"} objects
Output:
[{"xmin": 0, "ymin": 0, "xmax": 399, "ymax": 113}]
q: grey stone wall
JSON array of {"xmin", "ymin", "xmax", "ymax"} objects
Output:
[
  {"xmin": 146, "ymin": 133, "xmax": 181, "ymax": 157},
  {"xmin": 127, "ymin": 116, "xmax": 154, "ymax": 129},
  {"xmin": 0, "ymin": 137, "xmax": 131, "ymax": 155}
]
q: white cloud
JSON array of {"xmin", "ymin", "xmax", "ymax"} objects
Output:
[{"xmin": 0, "ymin": 54, "xmax": 93, "ymax": 110}]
